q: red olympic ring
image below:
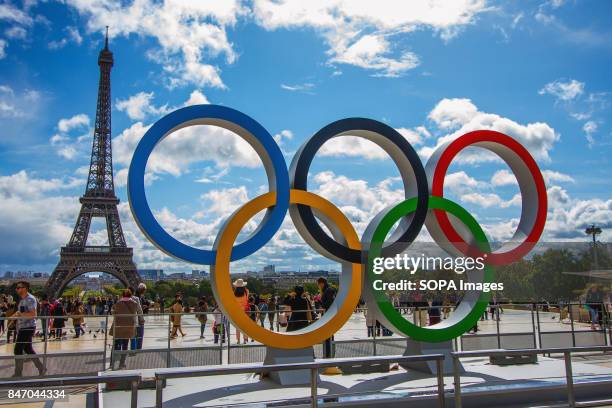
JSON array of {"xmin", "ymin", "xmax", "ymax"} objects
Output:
[{"xmin": 430, "ymin": 130, "xmax": 548, "ymax": 265}]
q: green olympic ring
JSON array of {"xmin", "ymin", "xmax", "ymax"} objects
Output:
[{"xmin": 366, "ymin": 195, "xmax": 494, "ymax": 342}]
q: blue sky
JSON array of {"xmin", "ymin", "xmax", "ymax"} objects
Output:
[{"xmin": 0, "ymin": 0, "xmax": 610, "ymax": 274}]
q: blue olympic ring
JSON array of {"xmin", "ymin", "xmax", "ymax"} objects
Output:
[{"xmin": 127, "ymin": 104, "xmax": 290, "ymax": 264}]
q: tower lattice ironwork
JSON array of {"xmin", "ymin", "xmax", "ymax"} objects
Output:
[{"xmin": 46, "ymin": 28, "xmax": 141, "ymax": 298}]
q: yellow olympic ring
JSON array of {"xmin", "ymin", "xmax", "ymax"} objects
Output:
[{"xmin": 211, "ymin": 189, "xmax": 362, "ymax": 349}]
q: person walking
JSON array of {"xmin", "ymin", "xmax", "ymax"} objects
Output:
[
  {"xmin": 257, "ymin": 298, "xmax": 268, "ymax": 328},
  {"xmin": 169, "ymin": 298, "xmax": 186, "ymax": 338},
  {"xmin": 195, "ymin": 297, "xmax": 209, "ymax": 339},
  {"xmin": 12, "ymin": 281, "xmax": 44, "ymax": 377},
  {"xmin": 111, "ymin": 289, "xmax": 139, "ymax": 370}
]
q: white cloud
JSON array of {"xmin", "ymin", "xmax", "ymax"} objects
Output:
[
  {"xmin": 542, "ymin": 170, "xmax": 574, "ymax": 184},
  {"xmin": 50, "ymin": 114, "xmax": 92, "ymax": 160},
  {"xmin": 547, "ymin": 185, "xmax": 570, "ymax": 208},
  {"xmin": 423, "ymin": 98, "xmax": 559, "ymax": 163},
  {"xmin": 281, "ymin": 83, "xmax": 315, "ymax": 93},
  {"xmin": 184, "ymin": 89, "xmax": 209, "ymax": 105},
  {"xmin": 319, "ymin": 136, "xmax": 387, "ymax": 160},
  {"xmin": 318, "ymin": 126, "xmax": 425, "ymax": 160},
  {"xmin": 116, "ymin": 91, "xmax": 169, "ymax": 121},
  {"xmin": 312, "ymin": 171, "xmax": 406, "ymax": 235},
  {"xmin": 570, "ymin": 112, "xmax": 590, "ymax": 120},
  {"xmin": 113, "ymin": 118, "xmax": 261, "ymax": 180},
  {"xmin": 198, "ymin": 186, "xmax": 249, "ymax": 217},
  {"xmin": 48, "ymin": 26, "xmax": 83, "ymax": 50},
  {"xmin": 253, "ymin": 0, "xmax": 488, "ymax": 77},
  {"xmin": 0, "ymin": 170, "xmax": 81, "ymax": 198},
  {"xmin": 65, "ymin": 0, "xmax": 246, "ymax": 88},
  {"xmin": 491, "ymin": 169, "xmax": 516, "ymax": 186},
  {"xmin": 273, "ymin": 129, "xmax": 293, "ymax": 145},
  {"xmin": 428, "ymin": 98, "xmax": 479, "ymax": 130},
  {"xmin": 583, "ymin": 120, "xmax": 597, "ymax": 147},
  {"xmin": 460, "ymin": 192, "xmax": 520, "ymax": 208},
  {"xmin": 446, "ymin": 171, "xmax": 482, "ymax": 192},
  {"xmin": 0, "ymin": 3, "xmax": 33, "ymax": 26},
  {"xmin": 5, "ymin": 26, "xmax": 26, "ymax": 39},
  {"xmin": 113, "ymin": 90, "xmax": 222, "ymax": 181},
  {"xmin": 545, "ymin": 197, "xmax": 612, "ymax": 240},
  {"xmin": 490, "ymin": 168, "xmax": 576, "ymax": 188},
  {"xmin": 117, "ymin": 89, "xmax": 209, "ymax": 121},
  {"xmin": 330, "ymin": 34, "xmax": 420, "ymax": 77},
  {"xmin": 0, "ymin": 85, "xmax": 41, "ymax": 118},
  {"xmin": 58, "ymin": 113, "xmax": 90, "ymax": 132},
  {"xmin": 539, "ymin": 79, "xmax": 584, "ymax": 101},
  {"xmin": 0, "ymin": 39, "xmax": 5, "ymax": 59},
  {"xmin": 396, "ymin": 127, "xmax": 428, "ymax": 145},
  {"xmin": 58, "ymin": 146, "xmax": 78, "ymax": 160}
]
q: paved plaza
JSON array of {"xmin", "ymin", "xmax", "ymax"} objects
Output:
[
  {"xmin": 0, "ymin": 307, "xmax": 598, "ymax": 356},
  {"xmin": 1, "ymin": 307, "xmax": 610, "ymax": 407}
]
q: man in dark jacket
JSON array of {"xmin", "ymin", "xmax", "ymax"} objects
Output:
[{"xmin": 317, "ymin": 277, "xmax": 336, "ymax": 358}]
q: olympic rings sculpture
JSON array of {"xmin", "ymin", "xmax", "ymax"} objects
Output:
[{"xmin": 128, "ymin": 104, "xmax": 547, "ymax": 348}]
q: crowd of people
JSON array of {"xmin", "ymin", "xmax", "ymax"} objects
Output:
[{"xmin": 2, "ymin": 278, "xmax": 610, "ymax": 375}]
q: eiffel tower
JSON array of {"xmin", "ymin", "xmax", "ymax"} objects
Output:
[{"xmin": 45, "ymin": 28, "xmax": 141, "ymax": 298}]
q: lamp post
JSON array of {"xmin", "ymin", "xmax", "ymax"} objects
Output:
[{"xmin": 585, "ymin": 224, "xmax": 602, "ymax": 274}]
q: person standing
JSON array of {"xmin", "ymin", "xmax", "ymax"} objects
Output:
[
  {"xmin": 0, "ymin": 301, "xmax": 6, "ymax": 336},
  {"xmin": 232, "ymin": 279, "xmax": 250, "ymax": 344},
  {"xmin": 111, "ymin": 289, "xmax": 138, "ymax": 370},
  {"xmin": 428, "ymin": 295, "xmax": 442, "ymax": 326},
  {"xmin": 267, "ymin": 297, "xmax": 276, "ymax": 331},
  {"xmin": 317, "ymin": 277, "xmax": 336, "ymax": 358},
  {"xmin": 38, "ymin": 295, "xmax": 50, "ymax": 340},
  {"xmin": 284, "ymin": 286, "xmax": 312, "ymax": 332},
  {"xmin": 247, "ymin": 296, "xmax": 259, "ymax": 342},
  {"xmin": 71, "ymin": 300, "xmax": 85, "ymax": 338},
  {"xmin": 12, "ymin": 281, "xmax": 44, "ymax": 377},
  {"xmin": 211, "ymin": 300, "xmax": 226, "ymax": 344},
  {"xmin": 5, "ymin": 302, "xmax": 16, "ymax": 343},
  {"xmin": 195, "ymin": 297, "xmax": 209, "ymax": 339},
  {"xmin": 586, "ymin": 284, "xmax": 604, "ymax": 330},
  {"xmin": 130, "ymin": 283, "xmax": 146, "ymax": 350},
  {"xmin": 52, "ymin": 299, "xmax": 66, "ymax": 340}
]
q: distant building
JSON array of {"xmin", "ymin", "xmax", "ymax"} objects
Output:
[
  {"xmin": 263, "ymin": 265, "xmax": 275, "ymax": 275},
  {"xmin": 166, "ymin": 272, "xmax": 187, "ymax": 280},
  {"xmin": 191, "ymin": 269, "xmax": 209, "ymax": 278},
  {"xmin": 139, "ymin": 269, "xmax": 164, "ymax": 281}
]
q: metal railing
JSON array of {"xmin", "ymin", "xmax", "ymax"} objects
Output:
[
  {"xmin": 0, "ymin": 302, "xmax": 609, "ymax": 379},
  {"xmin": 451, "ymin": 345, "xmax": 612, "ymax": 408},
  {"xmin": 0, "ymin": 345, "xmax": 610, "ymax": 407},
  {"xmin": 153, "ymin": 353, "xmax": 447, "ymax": 408},
  {"xmin": 0, "ymin": 372, "xmax": 140, "ymax": 408}
]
